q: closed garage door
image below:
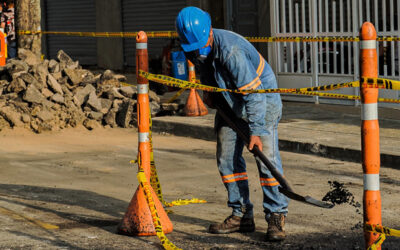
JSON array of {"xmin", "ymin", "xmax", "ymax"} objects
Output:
[
  {"xmin": 43, "ymin": 0, "xmax": 97, "ymax": 65},
  {"xmin": 122, "ymin": 0, "xmax": 186, "ymax": 67}
]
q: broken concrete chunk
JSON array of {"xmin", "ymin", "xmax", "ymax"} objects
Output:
[
  {"xmin": 21, "ymin": 113, "xmax": 31, "ymax": 123},
  {"xmin": 41, "ymin": 88, "xmax": 54, "ymax": 98},
  {"xmin": 57, "ymin": 50, "xmax": 74, "ymax": 66},
  {"xmin": 0, "ymin": 106, "xmax": 23, "ymax": 127},
  {"xmin": 86, "ymin": 91, "xmax": 102, "ymax": 112},
  {"xmin": 6, "ymin": 58, "xmax": 29, "ymax": 75},
  {"xmin": 51, "ymin": 93, "xmax": 65, "ymax": 104},
  {"xmin": 7, "ymin": 78, "xmax": 26, "ymax": 94},
  {"xmin": 18, "ymin": 48, "xmax": 41, "ymax": 67},
  {"xmin": 106, "ymin": 87, "xmax": 125, "ymax": 100},
  {"xmin": 149, "ymin": 90, "xmax": 160, "ymax": 103},
  {"xmin": 114, "ymin": 74, "xmax": 127, "ymax": 82},
  {"xmin": 73, "ymin": 84, "xmax": 96, "ymax": 107},
  {"xmin": 51, "ymin": 71, "xmax": 62, "ymax": 81},
  {"xmin": 161, "ymin": 103, "xmax": 180, "ymax": 112},
  {"xmin": 116, "ymin": 99, "xmax": 135, "ymax": 128},
  {"xmin": 101, "ymin": 69, "xmax": 115, "ymax": 81},
  {"xmin": 23, "ymin": 84, "xmax": 45, "ymax": 104},
  {"xmin": 20, "ymin": 72, "xmax": 44, "ymax": 90},
  {"xmin": 100, "ymin": 98, "xmax": 112, "ymax": 114},
  {"xmin": 88, "ymin": 111, "xmax": 103, "ymax": 121},
  {"xmin": 47, "ymin": 74, "xmax": 64, "ymax": 95},
  {"xmin": 104, "ymin": 109, "xmax": 117, "ymax": 127},
  {"xmin": 83, "ymin": 118, "xmax": 102, "ymax": 130},
  {"xmin": 48, "ymin": 59, "xmax": 60, "ymax": 73},
  {"xmin": 36, "ymin": 109, "xmax": 54, "ymax": 122},
  {"xmin": 120, "ymin": 86, "xmax": 137, "ymax": 99}
]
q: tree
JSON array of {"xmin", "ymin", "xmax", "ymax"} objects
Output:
[{"xmin": 15, "ymin": 0, "xmax": 41, "ymax": 55}]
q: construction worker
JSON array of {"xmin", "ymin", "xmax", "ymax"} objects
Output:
[{"xmin": 175, "ymin": 7, "xmax": 288, "ymax": 241}]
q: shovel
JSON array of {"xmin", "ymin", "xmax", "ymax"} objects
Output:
[{"xmin": 212, "ymin": 93, "xmax": 334, "ymax": 209}]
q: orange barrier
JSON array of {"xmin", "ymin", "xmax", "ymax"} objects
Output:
[
  {"xmin": 0, "ymin": 32, "xmax": 6, "ymax": 66},
  {"xmin": 118, "ymin": 31, "xmax": 173, "ymax": 236},
  {"xmin": 360, "ymin": 22, "xmax": 381, "ymax": 249},
  {"xmin": 184, "ymin": 60, "xmax": 208, "ymax": 116}
]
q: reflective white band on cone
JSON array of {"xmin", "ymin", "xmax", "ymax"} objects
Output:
[
  {"xmin": 139, "ymin": 132, "xmax": 150, "ymax": 142},
  {"xmin": 364, "ymin": 174, "xmax": 380, "ymax": 191},
  {"xmin": 137, "ymin": 84, "xmax": 149, "ymax": 94},
  {"xmin": 361, "ymin": 103, "xmax": 378, "ymax": 120},
  {"xmin": 136, "ymin": 43, "xmax": 147, "ymax": 49},
  {"xmin": 189, "ymin": 66, "xmax": 195, "ymax": 71},
  {"xmin": 361, "ymin": 40, "xmax": 376, "ymax": 49}
]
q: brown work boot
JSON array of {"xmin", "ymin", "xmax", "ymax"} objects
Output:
[
  {"xmin": 266, "ymin": 213, "xmax": 286, "ymax": 241},
  {"xmin": 208, "ymin": 215, "xmax": 255, "ymax": 234}
]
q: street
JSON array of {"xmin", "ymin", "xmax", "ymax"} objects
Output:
[{"xmin": 0, "ymin": 127, "xmax": 399, "ymax": 249}]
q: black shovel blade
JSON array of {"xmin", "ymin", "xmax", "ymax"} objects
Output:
[{"xmin": 279, "ymin": 187, "xmax": 334, "ymax": 209}]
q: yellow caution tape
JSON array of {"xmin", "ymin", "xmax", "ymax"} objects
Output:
[
  {"xmin": 365, "ymin": 223, "xmax": 400, "ymax": 238},
  {"xmin": 138, "ymin": 70, "xmax": 358, "ymax": 94},
  {"xmin": 17, "ymin": 30, "xmax": 400, "ymax": 42},
  {"xmin": 148, "ymin": 110, "xmax": 207, "ymax": 207},
  {"xmin": 137, "ymin": 170, "xmax": 181, "ymax": 250},
  {"xmin": 138, "ymin": 71, "xmax": 400, "ymax": 103},
  {"xmin": 368, "ymin": 234, "xmax": 386, "ymax": 250},
  {"xmin": 164, "ymin": 198, "xmax": 207, "ymax": 207},
  {"xmin": 362, "ymin": 77, "xmax": 400, "ymax": 91},
  {"xmin": 167, "ymin": 88, "xmax": 186, "ymax": 103}
]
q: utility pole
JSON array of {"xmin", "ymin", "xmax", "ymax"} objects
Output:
[{"xmin": 15, "ymin": 0, "xmax": 41, "ymax": 55}]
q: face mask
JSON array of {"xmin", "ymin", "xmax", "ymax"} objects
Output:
[{"xmin": 197, "ymin": 45, "xmax": 211, "ymax": 61}]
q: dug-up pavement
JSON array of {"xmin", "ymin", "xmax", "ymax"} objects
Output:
[{"xmin": 153, "ymin": 97, "xmax": 400, "ymax": 168}]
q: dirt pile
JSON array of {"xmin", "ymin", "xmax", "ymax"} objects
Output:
[{"xmin": 0, "ymin": 49, "xmax": 161, "ymax": 133}]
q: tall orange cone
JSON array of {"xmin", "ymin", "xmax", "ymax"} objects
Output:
[
  {"xmin": 118, "ymin": 31, "xmax": 173, "ymax": 236},
  {"xmin": 360, "ymin": 22, "xmax": 381, "ymax": 249},
  {"xmin": 184, "ymin": 60, "xmax": 208, "ymax": 116},
  {"xmin": 0, "ymin": 32, "xmax": 5, "ymax": 66}
]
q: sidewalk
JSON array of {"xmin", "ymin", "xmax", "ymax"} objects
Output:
[{"xmin": 152, "ymin": 93, "xmax": 400, "ymax": 168}]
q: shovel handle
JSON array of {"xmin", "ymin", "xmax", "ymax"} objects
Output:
[{"xmin": 251, "ymin": 146, "xmax": 293, "ymax": 193}]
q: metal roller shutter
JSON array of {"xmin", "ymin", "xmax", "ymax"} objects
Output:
[
  {"xmin": 44, "ymin": 0, "xmax": 97, "ymax": 65},
  {"xmin": 122, "ymin": 0, "xmax": 186, "ymax": 67}
]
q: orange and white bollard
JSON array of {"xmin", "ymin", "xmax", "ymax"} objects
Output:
[
  {"xmin": 118, "ymin": 31, "xmax": 173, "ymax": 236},
  {"xmin": 0, "ymin": 32, "xmax": 6, "ymax": 66},
  {"xmin": 184, "ymin": 60, "xmax": 208, "ymax": 116},
  {"xmin": 360, "ymin": 22, "xmax": 381, "ymax": 249}
]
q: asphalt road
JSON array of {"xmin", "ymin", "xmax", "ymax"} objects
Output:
[{"xmin": 0, "ymin": 128, "xmax": 399, "ymax": 249}]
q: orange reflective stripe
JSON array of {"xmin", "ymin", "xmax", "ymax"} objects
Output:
[
  {"xmin": 223, "ymin": 176, "xmax": 249, "ymax": 183},
  {"xmin": 222, "ymin": 172, "xmax": 248, "ymax": 183},
  {"xmin": 238, "ymin": 53, "xmax": 265, "ymax": 91},
  {"xmin": 261, "ymin": 181, "xmax": 279, "ymax": 187},
  {"xmin": 256, "ymin": 53, "xmax": 265, "ymax": 75},
  {"xmin": 260, "ymin": 177, "xmax": 279, "ymax": 187},
  {"xmin": 222, "ymin": 172, "xmax": 247, "ymax": 179},
  {"xmin": 238, "ymin": 76, "xmax": 260, "ymax": 90},
  {"xmin": 260, "ymin": 177, "xmax": 276, "ymax": 182}
]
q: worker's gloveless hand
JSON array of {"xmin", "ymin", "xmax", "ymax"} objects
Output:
[{"xmin": 248, "ymin": 135, "xmax": 263, "ymax": 152}]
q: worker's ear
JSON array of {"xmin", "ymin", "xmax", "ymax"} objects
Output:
[{"xmin": 208, "ymin": 28, "xmax": 214, "ymax": 47}]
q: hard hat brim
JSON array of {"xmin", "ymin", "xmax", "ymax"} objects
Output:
[{"xmin": 180, "ymin": 32, "xmax": 209, "ymax": 52}]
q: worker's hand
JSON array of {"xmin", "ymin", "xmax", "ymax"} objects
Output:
[{"xmin": 248, "ymin": 135, "xmax": 263, "ymax": 152}]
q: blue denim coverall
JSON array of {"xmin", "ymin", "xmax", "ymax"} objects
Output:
[{"xmin": 185, "ymin": 29, "xmax": 288, "ymax": 220}]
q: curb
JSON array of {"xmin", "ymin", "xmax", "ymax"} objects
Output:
[{"xmin": 152, "ymin": 119, "xmax": 400, "ymax": 169}]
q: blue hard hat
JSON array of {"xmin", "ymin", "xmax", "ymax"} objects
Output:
[{"xmin": 175, "ymin": 7, "xmax": 211, "ymax": 52}]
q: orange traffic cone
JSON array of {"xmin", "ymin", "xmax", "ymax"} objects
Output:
[
  {"xmin": 184, "ymin": 60, "xmax": 208, "ymax": 116},
  {"xmin": 184, "ymin": 88, "xmax": 209, "ymax": 116},
  {"xmin": 118, "ymin": 183, "xmax": 173, "ymax": 236},
  {"xmin": 118, "ymin": 31, "xmax": 173, "ymax": 236}
]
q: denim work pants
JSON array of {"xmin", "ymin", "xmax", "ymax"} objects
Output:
[{"xmin": 216, "ymin": 112, "xmax": 288, "ymax": 220}]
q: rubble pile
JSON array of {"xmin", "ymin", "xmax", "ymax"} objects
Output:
[{"xmin": 0, "ymin": 49, "xmax": 161, "ymax": 133}]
